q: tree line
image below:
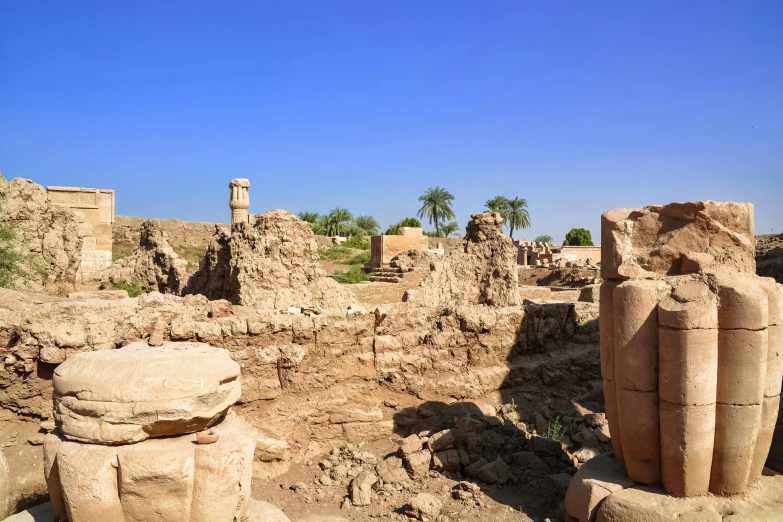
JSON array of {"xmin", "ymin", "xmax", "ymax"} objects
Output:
[{"xmin": 298, "ymin": 186, "xmax": 594, "ymax": 245}]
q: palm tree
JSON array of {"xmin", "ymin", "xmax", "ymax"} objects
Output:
[
  {"xmin": 297, "ymin": 212, "xmax": 320, "ymax": 224},
  {"xmin": 323, "ymin": 208, "xmax": 354, "ymax": 237},
  {"xmin": 439, "ymin": 221, "xmax": 460, "ymax": 238},
  {"xmin": 505, "ymin": 197, "xmax": 531, "ymax": 239},
  {"xmin": 417, "ymin": 187, "xmax": 455, "ymax": 238},
  {"xmin": 534, "ymin": 234, "xmax": 553, "ymax": 244},
  {"xmin": 355, "ymin": 215, "xmax": 380, "ymax": 236},
  {"xmin": 484, "ymin": 196, "xmax": 510, "ymax": 216}
]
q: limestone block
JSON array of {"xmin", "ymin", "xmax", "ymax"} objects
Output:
[
  {"xmin": 659, "ymin": 401, "xmax": 715, "ymax": 497},
  {"xmin": 0, "ymin": 502, "xmax": 55, "ymax": 522},
  {"xmin": 710, "ymin": 403, "xmax": 761, "ymax": 496},
  {"xmin": 717, "ymin": 275, "xmax": 768, "ymax": 330},
  {"xmin": 56, "ymin": 442, "xmax": 123, "ymax": 522},
  {"xmin": 759, "ymin": 277, "xmax": 783, "ymax": 326},
  {"xmin": 658, "ymin": 328, "xmax": 717, "ymax": 406},
  {"xmin": 657, "ymin": 282, "xmax": 717, "ymax": 330},
  {"xmin": 564, "ymin": 454, "xmax": 634, "ymax": 522},
  {"xmin": 717, "ymin": 329, "xmax": 767, "ymax": 406},
  {"xmin": 613, "ymin": 280, "xmax": 665, "ymax": 391},
  {"xmin": 42, "ymin": 432, "xmax": 66, "ymax": 521},
  {"xmin": 243, "ymin": 499, "xmax": 291, "ymax": 522},
  {"xmin": 117, "ymin": 438, "xmax": 194, "ymax": 522},
  {"xmin": 53, "ymin": 342, "xmax": 241, "ymax": 444},
  {"xmin": 749, "ymin": 395, "xmax": 780, "ymax": 483},
  {"xmin": 617, "ymin": 388, "xmax": 659, "ymax": 484},
  {"xmin": 602, "ymin": 379, "xmax": 624, "ymax": 467},
  {"xmin": 766, "ymin": 325, "xmax": 783, "ymax": 398},
  {"xmin": 191, "ymin": 413, "xmax": 256, "ymax": 522},
  {"xmin": 599, "ymin": 281, "xmax": 619, "ymax": 380}
]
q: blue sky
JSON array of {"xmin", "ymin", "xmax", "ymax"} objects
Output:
[{"xmin": 1, "ymin": 1, "xmax": 781, "ymax": 242}]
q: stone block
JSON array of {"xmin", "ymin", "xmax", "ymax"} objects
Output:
[
  {"xmin": 717, "ymin": 329, "xmax": 767, "ymax": 406},
  {"xmin": 659, "ymin": 401, "xmax": 715, "ymax": 497},
  {"xmin": 42, "ymin": 432, "xmax": 66, "ymax": 521},
  {"xmin": 759, "ymin": 277, "xmax": 783, "ymax": 326},
  {"xmin": 565, "ymin": 454, "xmax": 634, "ymax": 522},
  {"xmin": 658, "ymin": 327, "xmax": 718, "ymax": 406},
  {"xmin": 717, "ymin": 275, "xmax": 769, "ymax": 330},
  {"xmin": 53, "ymin": 342, "xmax": 241, "ymax": 444},
  {"xmin": 749, "ymin": 395, "xmax": 780, "ymax": 483},
  {"xmin": 766, "ymin": 325, "xmax": 783, "ymax": 398},
  {"xmin": 432, "ymin": 449, "xmax": 461, "ymax": 472},
  {"xmin": 599, "ymin": 281, "xmax": 619, "ymax": 380},
  {"xmin": 56, "ymin": 442, "xmax": 123, "ymax": 522},
  {"xmin": 613, "ymin": 280, "xmax": 666, "ymax": 391},
  {"xmin": 710, "ymin": 403, "xmax": 762, "ymax": 496},
  {"xmin": 617, "ymin": 388, "xmax": 659, "ymax": 484},
  {"xmin": 602, "ymin": 379, "xmax": 624, "ymax": 467},
  {"xmin": 657, "ymin": 282, "xmax": 717, "ymax": 330}
]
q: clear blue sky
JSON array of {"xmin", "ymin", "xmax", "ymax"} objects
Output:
[{"xmin": 1, "ymin": 1, "xmax": 781, "ymax": 242}]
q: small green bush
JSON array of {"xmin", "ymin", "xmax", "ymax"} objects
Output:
[
  {"xmin": 563, "ymin": 228, "xmax": 594, "ymax": 246},
  {"xmin": 330, "ymin": 264, "xmax": 371, "ymax": 284},
  {"xmin": 0, "ymin": 210, "xmax": 46, "ymax": 289},
  {"xmin": 384, "ymin": 217, "xmax": 422, "ymax": 235},
  {"xmin": 343, "ymin": 235, "xmax": 370, "ymax": 250},
  {"xmin": 347, "ymin": 250, "xmax": 370, "ymax": 265},
  {"xmin": 546, "ymin": 415, "xmax": 565, "ymax": 441},
  {"xmin": 112, "ymin": 280, "xmax": 150, "ymax": 297}
]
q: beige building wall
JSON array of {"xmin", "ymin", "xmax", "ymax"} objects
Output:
[
  {"xmin": 560, "ymin": 245, "xmax": 601, "ymax": 263},
  {"xmin": 47, "ymin": 186, "xmax": 115, "ymax": 274},
  {"xmin": 370, "ymin": 228, "xmax": 429, "ymax": 267}
]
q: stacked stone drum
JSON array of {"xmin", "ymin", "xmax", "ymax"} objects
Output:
[{"xmin": 43, "ymin": 342, "xmax": 258, "ymax": 522}]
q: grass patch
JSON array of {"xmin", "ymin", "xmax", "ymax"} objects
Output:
[
  {"xmin": 112, "ymin": 242, "xmax": 136, "ymax": 262},
  {"xmin": 176, "ymin": 245, "xmax": 207, "ymax": 273},
  {"xmin": 343, "ymin": 235, "xmax": 370, "ymax": 250},
  {"xmin": 319, "ymin": 245, "xmax": 369, "ymax": 265},
  {"xmin": 112, "ymin": 280, "xmax": 150, "ymax": 297},
  {"xmin": 330, "ymin": 264, "xmax": 371, "ymax": 284}
]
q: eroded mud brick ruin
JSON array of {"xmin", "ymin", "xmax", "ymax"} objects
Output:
[{"xmin": 1, "ymin": 172, "xmax": 782, "ymax": 522}]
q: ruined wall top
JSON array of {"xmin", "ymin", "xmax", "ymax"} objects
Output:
[{"xmin": 465, "ymin": 212, "xmax": 504, "ymax": 242}]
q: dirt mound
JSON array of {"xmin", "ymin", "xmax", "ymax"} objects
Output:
[
  {"xmin": 185, "ymin": 210, "xmax": 357, "ymax": 311},
  {"xmin": 98, "ymin": 219, "xmax": 188, "ymax": 293},
  {"xmin": 757, "ymin": 233, "xmax": 783, "ymax": 284},
  {"xmin": 0, "ymin": 175, "xmax": 82, "ymax": 292},
  {"xmin": 403, "ymin": 212, "xmax": 519, "ymax": 307}
]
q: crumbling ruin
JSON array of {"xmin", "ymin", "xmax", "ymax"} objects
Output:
[
  {"xmin": 403, "ymin": 212, "xmax": 520, "ymax": 307},
  {"xmin": 565, "ymin": 201, "xmax": 783, "ymax": 521},
  {"xmin": 99, "ymin": 219, "xmax": 188, "ymax": 294},
  {"xmin": 185, "ymin": 209, "xmax": 357, "ymax": 311}
]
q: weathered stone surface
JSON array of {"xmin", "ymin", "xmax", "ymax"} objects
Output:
[
  {"xmin": 349, "ymin": 471, "xmax": 377, "ymax": 506},
  {"xmin": 185, "ymin": 210, "xmax": 356, "ymax": 312},
  {"xmin": 0, "ymin": 502, "xmax": 55, "ymax": 522},
  {"xmin": 53, "ymin": 342, "xmax": 240, "ymax": 444},
  {"xmin": 476, "ymin": 458, "xmax": 511, "ymax": 484},
  {"xmin": 596, "ymin": 473, "xmax": 783, "ymax": 522},
  {"xmin": 601, "ymin": 201, "xmax": 755, "ymax": 280},
  {"xmin": 403, "ymin": 493, "xmax": 442, "ymax": 521},
  {"xmin": 405, "ymin": 450, "xmax": 432, "ymax": 479},
  {"xmin": 244, "ymin": 499, "xmax": 291, "ymax": 522},
  {"xmin": 565, "ymin": 454, "xmax": 634, "ymax": 522},
  {"xmin": 0, "ymin": 175, "xmax": 83, "ymax": 291}
]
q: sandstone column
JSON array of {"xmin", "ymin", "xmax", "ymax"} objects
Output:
[{"xmin": 229, "ymin": 178, "xmax": 250, "ymax": 226}]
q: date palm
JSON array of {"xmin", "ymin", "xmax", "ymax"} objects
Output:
[
  {"xmin": 323, "ymin": 207, "xmax": 354, "ymax": 237},
  {"xmin": 417, "ymin": 187, "xmax": 455, "ymax": 238},
  {"xmin": 506, "ymin": 197, "xmax": 531, "ymax": 239},
  {"xmin": 439, "ymin": 221, "xmax": 460, "ymax": 238},
  {"xmin": 355, "ymin": 215, "xmax": 380, "ymax": 236},
  {"xmin": 484, "ymin": 196, "xmax": 510, "ymax": 217},
  {"xmin": 297, "ymin": 212, "xmax": 320, "ymax": 224}
]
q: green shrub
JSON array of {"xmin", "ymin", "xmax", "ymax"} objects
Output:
[
  {"xmin": 343, "ymin": 235, "xmax": 370, "ymax": 250},
  {"xmin": 384, "ymin": 217, "xmax": 422, "ymax": 235},
  {"xmin": 563, "ymin": 228, "xmax": 594, "ymax": 246},
  {"xmin": 112, "ymin": 280, "xmax": 149, "ymax": 297},
  {"xmin": 347, "ymin": 250, "xmax": 370, "ymax": 265},
  {"xmin": 330, "ymin": 264, "xmax": 371, "ymax": 284}
]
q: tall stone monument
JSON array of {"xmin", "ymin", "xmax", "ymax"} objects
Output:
[
  {"xmin": 229, "ymin": 178, "xmax": 250, "ymax": 226},
  {"xmin": 566, "ymin": 201, "xmax": 783, "ymax": 521}
]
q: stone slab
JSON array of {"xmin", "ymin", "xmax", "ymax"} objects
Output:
[{"xmin": 53, "ymin": 342, "xmax": 241, "ymax": 444}]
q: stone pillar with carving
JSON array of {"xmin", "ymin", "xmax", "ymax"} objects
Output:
[
  {"xmin": 229, "ymin": 178, "xmax": 250, "ymax": 226},
  {"xmin": 565, "ymin": 201, "xmax": 783, "ymax": 522}
]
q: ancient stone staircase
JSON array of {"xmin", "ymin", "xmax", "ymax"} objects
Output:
[{"xmin": 364, "ymin": 265, "xmax": 412, "ymax": 283}]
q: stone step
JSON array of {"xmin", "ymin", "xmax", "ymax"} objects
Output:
[
  {"xmin": 369, "ymin": 276, "xmax": 401, "ymax": 283},
  {"xmin": 371, "ymin": 270, "xmax": 404, "ymax": 276}
]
